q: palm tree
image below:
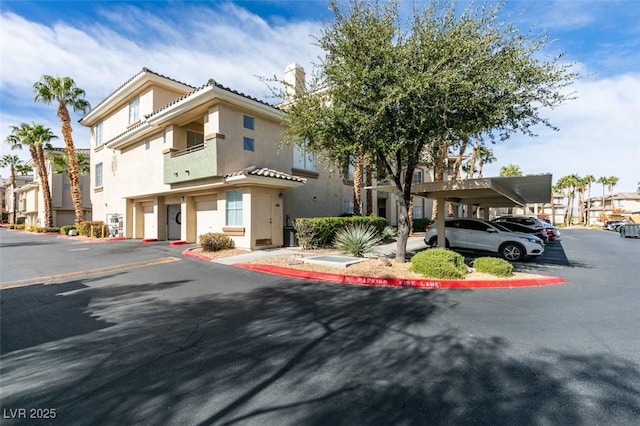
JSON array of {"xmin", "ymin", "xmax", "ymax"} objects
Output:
[
  {"xmin": 9, "ymin": 123, "xmax": 58, "ymax": 228},
  {"xmin": 597, "ymin": 176, "xmax": 608, "ymax": 222},
  {"xmin": 34, "ymin": 75, "xmax": 90, "ymax": 225},
  {"xmin": 560, "ymin": 174, "xmax": 580, "ymax": 226},
  {"xmin": 15, "ymin": 163, "xmax": 33, "ymax": 175},
  {"xmin": 0, "ymin": 154, "xmax": 23, "ymax": 224},
  {"xmin": 582, "ymin": 174, "xmax": 595, "ymax": 225},
  {"xmin": 606, "ymin": 176, "xmax": 619, "ymax": 198},
  {"xmin": 575, "ymin": 177, "xmax": 587, "ymax": 225},
  {"xmin": 476, "ymin": 147, "xmax": 496, "ymax": 178},
  {"xmin": 499, "ymin": 164, "xmax": 522, "ymax": 177},
  {"xmin": 47, "ymin": 149, "xmax": 90, "ymax": 174}
]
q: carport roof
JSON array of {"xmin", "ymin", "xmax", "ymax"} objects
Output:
[{"xmin": 372, "ymin": 174, "xmax": 552, "ymax": 207}]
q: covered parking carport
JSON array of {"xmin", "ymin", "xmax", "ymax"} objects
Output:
[{"xmin": 374, "ymin": 174, "xmax": 552, "ymax": 247}]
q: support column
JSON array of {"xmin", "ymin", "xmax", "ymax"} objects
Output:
[
  {"xmin": 437, "ymin": 197, "xmax": 446, "ymax": 247},
  {"xmin": 182, "ymin": 196, "xmax": 197, "ymax": 243},
  {"xmin": 156, "ymin": 196, "xmax": 167, "ymax": 241},
  {"xmin": 465, "ymin": 203, "xmax": 473, "ymax": 218},
  {"xmin": 134, "ymin": 202, "xmax": 144, "ymax": 239},
  {"xmin": 125, "ymin": 199, "xmax": 134, "ymax": 238}
]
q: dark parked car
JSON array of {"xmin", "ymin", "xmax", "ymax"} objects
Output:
[{"xmin": 491, "ymin": 220, "xmax": 549, "ymax": 243}]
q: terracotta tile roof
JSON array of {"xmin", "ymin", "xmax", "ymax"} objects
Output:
[
  {"xmin": 47, "ymin": 147, "xmax": 90, "ymax": 156},
  {"xmin": 83, "ymin": 68, "xmax": 195, "ymax": 120},
  {"xmin": 101, "ymin": 74, "xmax": 280, "ymax": 147},
  {"xmin": 224, "ymin": 166, "xmax": 306, "ymax": 183}
]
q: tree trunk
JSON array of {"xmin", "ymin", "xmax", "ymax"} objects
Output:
[
  {"xmin": 431, "ymin": 142, "xmax": 447, "ymax": 219},
  {"xmin": 466, "ymin": 138, "xmax": 479, "ymax": 179},
  {"xmin": 452, "ymin": 138, "xmax": 467, "ymax": 181},
  {"xmin": 9, "ymin": 165, "xmax": 17, "ymax": 224},
  {"xmin": 35, "ymin": 145, "xmax": 54, "ymax": 228},
  {"xmin": 365, "ymin": 158, "xmax": 373, "ymax": 215},
  {"xmin": 395, "ymin": 191, "xmax": 410, "ymax": 262},
  {"xmin": 352, "ymin": 153, "xmax": 363, "ymax": 215},
  {"xmin": 58, "ymin": 102, "xmax": 84, "ymax": 224},
  {"xmin": 408, "ymin": 196, "xmax": 414, "ymax": 235},
  {"xmin": 586, "ymin": 184, "xmax": 592, "ymax": 225}
]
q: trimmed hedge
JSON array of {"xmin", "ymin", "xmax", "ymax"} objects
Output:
[
  {"xmin": 60, "ymin": 225, "xmax": 77, "ymax": 235},
  {"xmin": 293, "ymin": 215, "xmax": 388, "ymax": 249},
  {"xmin": 29, "ymin": 226, "xmax": 61, "ymax": 233},
  {"xmin": 412, "ymin": 218, "xmax": 434, "ymax": 232},
  {"xmin": 199, "ymin": 232, "xmax": 234, "ymax": 251},
  {"xmin": 473, "ymin": 257, "xmax": 513, "ymax": 277},
  {"xmin": 410, "ymin": 248, "xmax": 467, "ymax": 279}
]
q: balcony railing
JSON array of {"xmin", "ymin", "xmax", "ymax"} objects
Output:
[{"xmin": 163, "ymin": 140, "xmax": 218, "ymax": 184}]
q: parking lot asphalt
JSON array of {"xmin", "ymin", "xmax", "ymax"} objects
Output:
[{"xmin": 1, "ymin": 227, "xmax": 639, "ymax": 425}]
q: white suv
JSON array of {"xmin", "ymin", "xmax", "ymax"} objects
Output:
[{"xmin": 424, "ymin": 218, "xmax": 545, "ymax": 261}]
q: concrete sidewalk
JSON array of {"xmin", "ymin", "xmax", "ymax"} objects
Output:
[{"xmin": 210, "ymin": 235, "xmax": 428, "ymax": 265}]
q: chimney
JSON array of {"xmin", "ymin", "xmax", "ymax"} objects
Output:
[{"xmin": 284, "ymin": 63, "xmax": 305, "ymax": 100}]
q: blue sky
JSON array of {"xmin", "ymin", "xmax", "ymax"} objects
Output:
[{"xmin": 1, "ymin": 0, "xmax": 639, "ymax": 193}]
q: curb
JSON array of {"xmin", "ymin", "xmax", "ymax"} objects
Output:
[
  {"xmin": 182, "ymin": 247, "xmax": 212, "ymax": 262},
  {"xmin": 142, "ymin": 238, "xmax": 158, "ymax": 243},
  {"xmin": 232, "ymin": 263, "xmax": 566, "ymax": 289},
  {"xmin": 169, "ymin": 240, "xmax": 187, "ymax": 246}
]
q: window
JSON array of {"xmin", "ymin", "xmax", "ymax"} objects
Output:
[
  {"xmin": 95, "ymin": 162, "xmax": 103, "ymax": 187},
  {"xmin": 226, "ymin": 190, "xmax": 243, "ymax": 226},
  {"xmin": 344, "ymin": 200, "xmax": 354, "ymax": 214},
  {"xmin": 243, "ymin": 137, "xmax": 255, "ymax": 152},
  {"xmin": 145, "ymin": 140, "xmax": 150, "ymax": 150},
  {"xmin": 243, "ymin": 115, "xmax": 254, "ymax": 130},
  {"xmin": 293, "ymin": 141, "xmax": 316, "ymax": 171},
  {"xmin": 95, "ymin": 122, "xmax": 103, "ymax": 146},
  {"xmin": 187, "ymin": 131, "xmax": 204, "ymax": 147},
  {"xmin": 128, "ymin": 97, "xmax": 140, "ymax": 124},
  {"xmin": 413, "ymin": 170, "xmax": 423, "ymax": 184},
  {"xmin": 413, "ymin": 205, "xmax": 423, "ymax": 219}
]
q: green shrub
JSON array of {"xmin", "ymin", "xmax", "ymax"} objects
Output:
[
  {"xmin": 78, "ymin": 221, "xmax": 106, "ymax": 238},
  {"xmin": 293, "ymin": 216, "xmax": 388, "ymax": 249},
  {"xmin": 199, "ymin": 232, "xmax": 234, "ymax": 251},
  {"xmin": 473, "ymin": 257, "xmax": 513, "ymax": 277},
  {"xmin": 8, "ymin": 224, "xmax": 25, "ymax": 230},
  {"xmin": 412, "ymin": 218, "xmax": 433, "ymax": 233},
  {"xmin": 60, "ymin": 225, "xmax": 77, "ymax": 235},
  {"xmin": 410, "ymin": 248, "xmax": 467, "ymax": 279},
  {"xmin": 334, "ymin": 223, "xmax": 382, "ymax": 257},
  {"xmin": 382, "ymin": 226, "xmax": 397, "ymax": 240}
]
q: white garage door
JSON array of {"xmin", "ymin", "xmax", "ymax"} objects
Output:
[
  {"xmin": 196, "ymin": 200, "xmax": 216, "ymax": 240},
  {"xmin": 143, "ymin": 206, "xmax": 156, "ymax": 239}
]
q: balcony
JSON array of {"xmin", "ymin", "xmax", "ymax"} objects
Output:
[{"xmin": 163, "ymin": 140, "xmax": 218, "ymax": 184}]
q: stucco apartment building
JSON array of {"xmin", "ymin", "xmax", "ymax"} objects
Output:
[
  {"xmin": 82, "ymin": 65, "xmax": 425, "ymax": 249},
  {"xmin": 15, "ymin": 149, "xmax": 92, "ymax": 228},
  {"xmin": 585, "ymin": 192, "xmax": 640, "ymax": 224},
  {"xmin": 2, "ymin": 175, "xmax": 34, "ymax": 224}
]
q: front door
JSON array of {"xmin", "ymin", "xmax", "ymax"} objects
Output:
[
  {"xmin": 167, "ymin": 204, "xmax": 181, "ymax": 240},
  {"xmin": 254, "ymin": 194, "xmax": 273, "ymax": 246}
]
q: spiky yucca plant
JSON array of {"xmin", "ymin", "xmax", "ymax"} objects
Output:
[{"xmin": 334, "ymin": 223, "xmax": 382, "ymax": 257}]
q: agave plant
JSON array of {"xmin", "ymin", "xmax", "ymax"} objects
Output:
[{"xmin": 334, "ymin": 223, "xmax": 382, "ymax": 257}]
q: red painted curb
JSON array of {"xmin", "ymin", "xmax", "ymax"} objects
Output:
[
  {"xmin": 169, "ymin": 240, "xmax": 187, "ymax": 246},
  {"xmin": 232, "ymin": 263, "xmax": 566, "ymax": 289},
  {"xmin": 142, "ymin": 238, "xmax": 158, "ymax": 243},
  {"xmin": 182, "ymin": 248, "xmax": 212, "ymax": 261}
]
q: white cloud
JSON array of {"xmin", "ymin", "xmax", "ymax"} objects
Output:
[
  {"xmin": 1, "ymin": 2, "xmax": 638, "ymax": 195},
  {"xmin": 483, "ymin": 73, "xmax": 640, "ymax": 193}
]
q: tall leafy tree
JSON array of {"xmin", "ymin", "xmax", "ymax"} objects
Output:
[
  {"xmin": 0, "ymin": 154, "xmax": 23, "ymax": 224},
  {"xmin": 279, "ymin": 0, "xmax": 577, "ymax": 261},
  {"xmin": 34, "ymin": 75, "xmax": 90, "ymax": 225}
]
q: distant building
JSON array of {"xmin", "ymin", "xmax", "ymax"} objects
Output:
[
  {"xmin": 585, "ymin": 192, "xmax": 640, "ymax": 224},
  {"xmin": 2, "ymin": 174, "xmax": 34, "ymax": 224},
  {"xmin": 16, "ymin": 149, "xmax": 91, "ymax": 228}
]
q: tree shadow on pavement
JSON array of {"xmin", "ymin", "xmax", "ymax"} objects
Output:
[{"xmin": 1, "ymin": 278, "xmax": 639, "ymax": 425}]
